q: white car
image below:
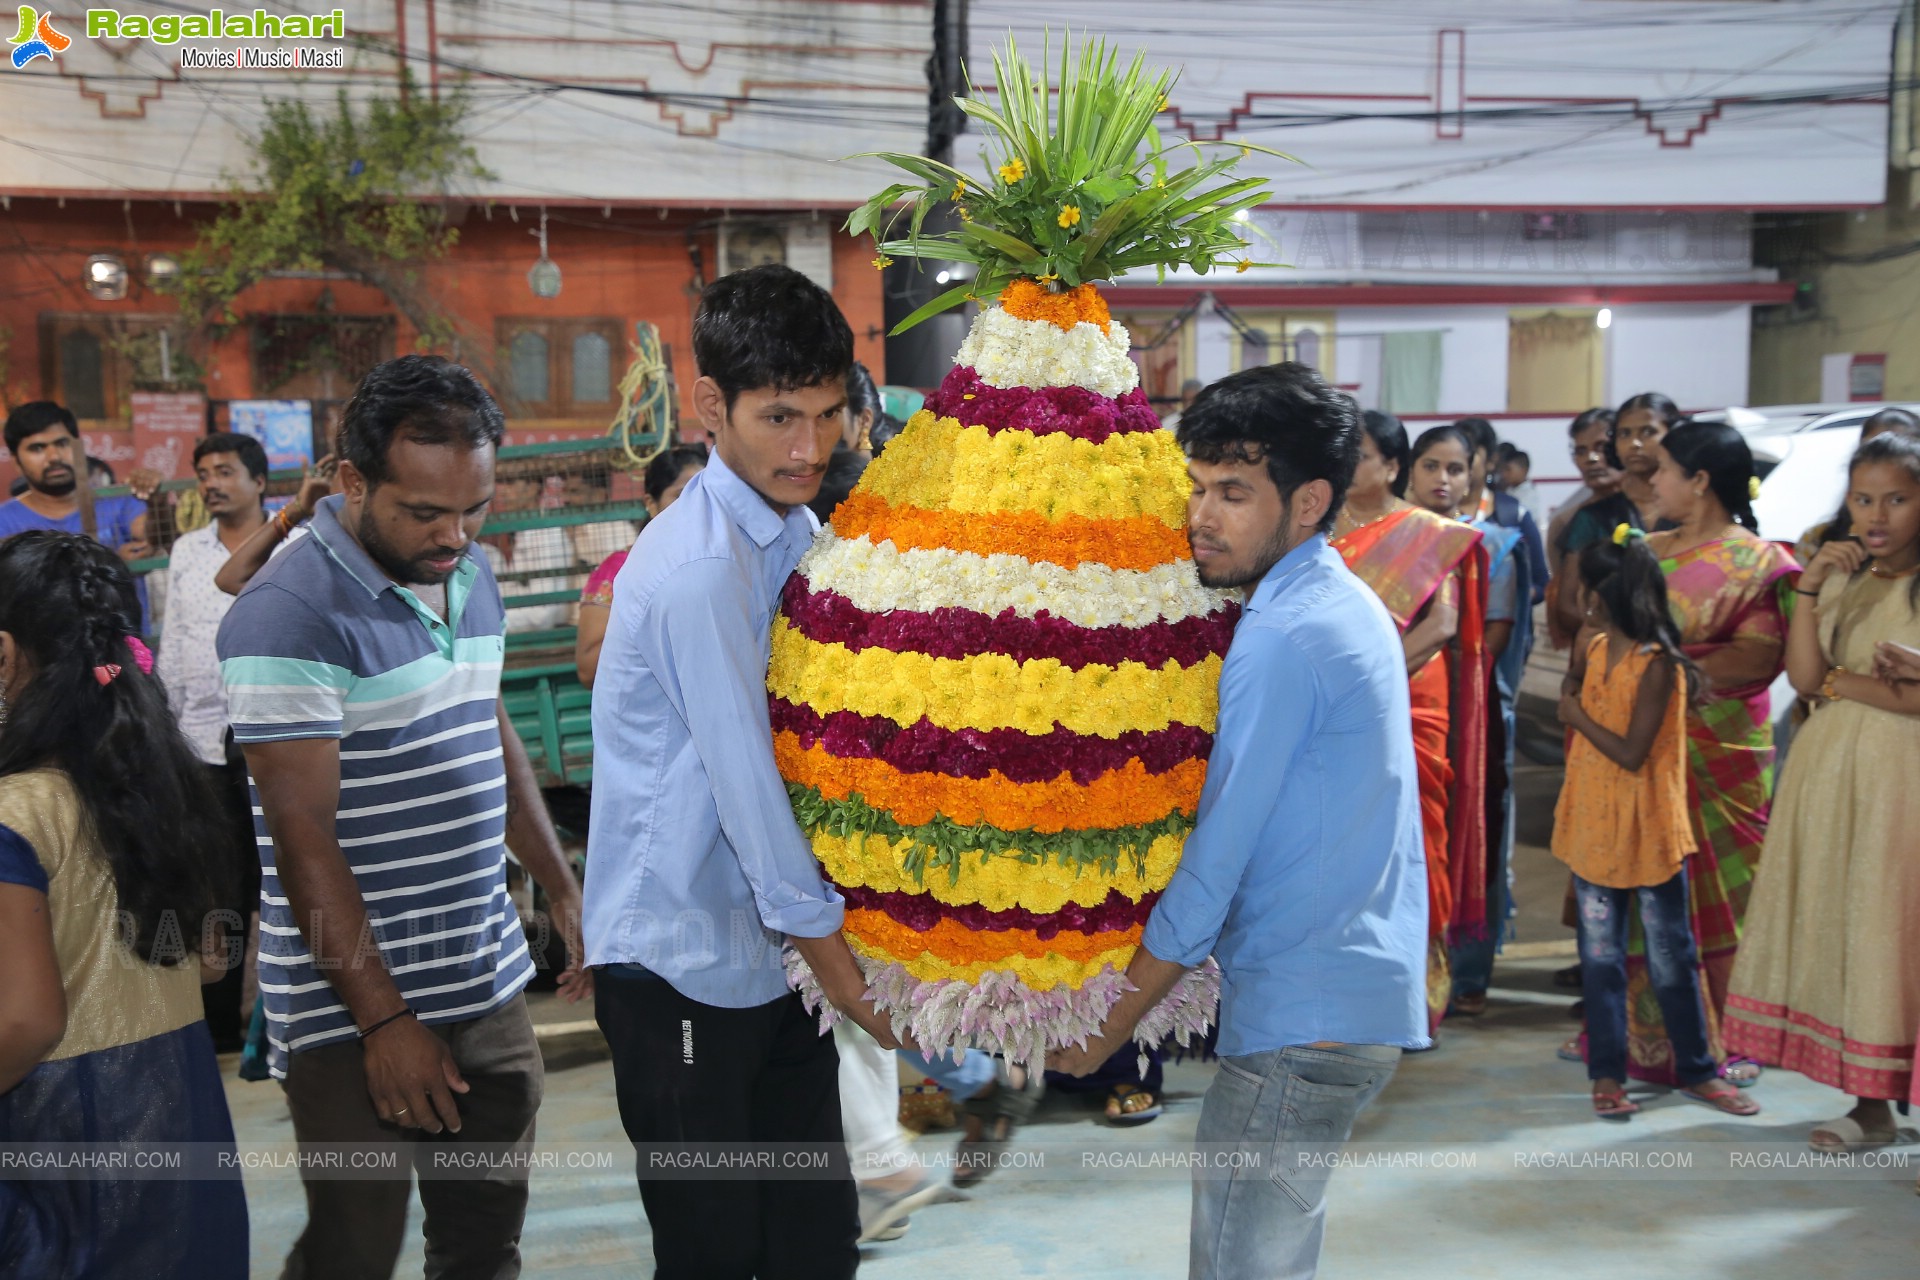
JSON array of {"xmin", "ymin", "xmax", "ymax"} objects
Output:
[{"xmin": 1696, "ymin": 402, "xmax": 1920, "ymax": 544}]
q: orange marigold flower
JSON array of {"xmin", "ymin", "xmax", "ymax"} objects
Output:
[
  {"xmin": 829, "ymin": 492, "xmax": 1190, "ymax": 572},
  {"xmin": 1000, "ymin": 277, "xmax": 1113, "ymax": 334},
  {"xmin": 843, "ymin": 907, "xmax": 1144, "ymax": 966}
]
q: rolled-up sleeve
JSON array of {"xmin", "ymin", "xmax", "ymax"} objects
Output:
[
  {"xmin": 639, "ymin": 559, "xmax": 844, "ymax": 938},
  {"xmin": 1142, "ymin": 629, "xmax": 1318, "ymax": 967}
]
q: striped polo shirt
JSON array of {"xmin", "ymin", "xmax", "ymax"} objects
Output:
[{"xmin": 217, "ymin": 494, "xmax": 531, "ymax": 1078}]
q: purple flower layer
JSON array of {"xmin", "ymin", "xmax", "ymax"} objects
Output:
[
  {"xmin": 769, "ymin": 698, "xmax": 1212, "ymax": 784},
  {"xmin": 925, "ymin": 366, "xmax": 1163, "ymax": 442},
  {"xmin": 837, "ymin": 880, "xmax": 1160, "ymax": 939},
  {"xmin": 781, "ymin": 576, "xmax": 1239, "ymax": 671}
]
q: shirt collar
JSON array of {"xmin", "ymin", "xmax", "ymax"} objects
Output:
[
  {"xmin": 307, "ymin": 493, "xmax": 479, "ymax": 605},
  {"xmin": 1244, "ymin": 532, "xmax": 1329, "ymax": 616},
  {"xmin": 701, "ymin": 448, "xmax": 801, "ymax": 550}
]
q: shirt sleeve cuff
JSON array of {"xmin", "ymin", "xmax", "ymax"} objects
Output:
[
  {"xmin": 1141, "ymin": 911, "xmax": 1214, "ymax": 970},
  {"xmin": 764, "ymin": 897, "xmax": 847, "ymax": 940},
  {"xmin": 0, "ymin": 823, "xmax": 48, "ymax": 893}
]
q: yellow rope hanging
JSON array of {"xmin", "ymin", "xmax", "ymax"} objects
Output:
[{"xmin": 611, "ymin": 322, "xmax": 674, "ymax": 472}]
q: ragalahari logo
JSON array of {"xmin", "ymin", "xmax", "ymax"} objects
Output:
[{"xmin": 9, "ymin": 6, "xmax": 70, "ymax": 67}]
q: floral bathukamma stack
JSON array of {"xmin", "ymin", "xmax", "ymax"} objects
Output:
[{"xmin": 776, "ymin": 36, "xmax": 1284, "ymax": 1063}]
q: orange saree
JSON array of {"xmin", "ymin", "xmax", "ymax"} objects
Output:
[{"xmin": 1335, "ymin": 507, "xmax": 1491, "ymax": 1025}]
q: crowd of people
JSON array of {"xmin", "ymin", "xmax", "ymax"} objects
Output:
[{"xmin": 2, "ymin": 262, "xmax": 1919, "ymax": 1277}]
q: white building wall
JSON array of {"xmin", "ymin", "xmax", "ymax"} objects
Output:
[{"xmin": 1604, "ymin": 305, "xmax": 1753, "ymax": 411}]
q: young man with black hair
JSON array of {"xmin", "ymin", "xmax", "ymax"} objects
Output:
[
  {"xmin": 218, "ymin": 355, "xmax": 590, "ymax": 1279},
  {"xmin": 156, "ymin": 432, "xmax": 287, "ymax": 1048},
  {"xmin": 585, "ymin": 264, "xmax": 901, "ymax": 1278},
  {"xmin": 2, "ymin": 400, "xmax": 163, "ymax": 631},
  {"xmin": 1052, "ymin": 363, "xmax": 1428, "ymax": 1280}
]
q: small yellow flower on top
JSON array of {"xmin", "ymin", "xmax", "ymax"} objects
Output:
[
  {"xmin": 1057, "ymin": 205, "xmax": 1082, "ymax": 230},
  {"xmin": 958, "ymin": 207, "xmax": 973, "ymax": 221},
  {"xmin": 1157, "ymin": 95, "xmax": 1170, "ymax": 112},
  {"xmin": 1236, "ymin": 258, "xmax": 1252, "ymax": 274},
  {"xmin": 998, "ymin": 157, "xmax": 1026, "ymax": 184},
  {"xmin": 953, "ymin": 178, "xmax": 967, "ymax": 199},
  {"xmin": 872, "ymin": 254, "xmax": 894, "ymax": 271}
]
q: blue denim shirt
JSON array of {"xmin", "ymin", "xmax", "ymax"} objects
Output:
[
  {"xmin": 583, "ymin": 450, "xmax": 845, "ymax": 1006},
  {"xmin": 1141, "ymin": 535, "xmax": 1431, "ymax": 1056}
]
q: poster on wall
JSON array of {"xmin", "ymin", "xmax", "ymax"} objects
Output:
[
  {"xmin": 229, "ymin": 400, "xmax": 315, "ymax": 471},
  {"xmin": 130, "ymin": 392, "xmax": 208, "ymax": 480}
]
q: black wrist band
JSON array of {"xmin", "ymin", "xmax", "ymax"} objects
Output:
[
  {"xmin": 358, "ymin": 1008, "xmax": 413, "ymax": 1040},
  {"xmin": 1793, "ymin": 587, "xmax": 1821, "ymax": 598}
]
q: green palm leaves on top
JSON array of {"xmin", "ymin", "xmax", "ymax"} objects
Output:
[{"xmin": 847, "ymin": 32, "xmax": 1295, "ymax": 334}]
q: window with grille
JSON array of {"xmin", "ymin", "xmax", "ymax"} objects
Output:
[{"xmin": 495, "ymin": 318, "xmax": 622, "ymax": 420}]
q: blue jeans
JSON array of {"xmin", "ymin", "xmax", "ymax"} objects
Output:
[
  {"xmin": 1574, "ymin": 870, "xmax": 1717, "ymax": 1087},
  {"xmin": 902, "ymin": 1047, "xmax": 996, "ymax": 1101},
  {"xmin": 1190, "ymin": 1043, "xmax": 1401, "ymax": 1280}
]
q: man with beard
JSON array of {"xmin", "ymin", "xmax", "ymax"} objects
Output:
[
  {"xmin": 1052, "ymin": 363, "xmax": 1428, "ymax": 1280},
  {"xmin": 216, "ymin": 356, "xmax": 590, "ymax": 1279},
  {"xmin": 1, "ymin": 401, "xmax": 161, "ymax": 630}
]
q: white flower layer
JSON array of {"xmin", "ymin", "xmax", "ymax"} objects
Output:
[
  {"xmin": 801, "ymin": 533, "xmax": 1230, "ymax": 628},
  {"xmin": 954, "ymin": 306, "xmax": 1138, "ymax": 398}
]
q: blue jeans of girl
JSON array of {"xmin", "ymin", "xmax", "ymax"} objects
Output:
[{"xmin": 1574, "ymin": 869, "xmax": 1718, "ymax": 1087}]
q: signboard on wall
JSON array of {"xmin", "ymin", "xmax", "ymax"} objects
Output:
[
  {"xmin": 130, "ymin": 391, "xmax": 207, "ymax": 480},
  {"xmin": 229, "ymin": 400, "xmax": 314, "ymax": 470}
]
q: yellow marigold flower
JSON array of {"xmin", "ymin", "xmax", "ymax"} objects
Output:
[
  {"xmin": 872, "ymin": 254, "xmax": 893, "ymax": 271},
  {"xmin": 1236, "ymin": 258, "xmax": 1252, "ymax": 274},
  {"xmin": 958, "ymin": 207, "xmax": 973, "ymax": 222},
  {"xmin": 1157, "ymin": 95, "xmax": 1170, "ymax": 112},
  {"xmin": 998, "ymin": 157, "xmax": 1026, "ymax": 183},
  {"xmin": 1057, "ymin": 204, "xmax": 1082, "ymax": 230},
  {"xmin": 953, "ymin": 178, "xmax": 967, "ymax": 199}
]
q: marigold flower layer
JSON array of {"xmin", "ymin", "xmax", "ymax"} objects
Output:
[
  {"xmin": 775, "ymin": 732, "xmax": 1204, "ymax": 831},
  {"xmin": 838, "ymin": 881, "xmax": 1159, "ymax": 937},
  {"xmin": 845, "ymin": 907, "xmax": 1140, "ymax": 966},
  {"xmin": 769, "ymin": 699, "xmax": 1211, "ymax": 785},
  {"xmin": 811, "ymin": 828, "xmax": 1179, "ymax": 913},
  {"xmin": 780, "ymin": 577, "xmax": 1236, "ymax": 671},
  {"xmin": 859, "ymin": 413, "xmax": 1189, "ymax": 528},
  {"xmin": 844, "ymin": 924, "xmax": 1135, "ymax": 989},
  {"xmin": 999, "ymin": 278, "xmax": 1112, "ymax": 334},
  {"xmin": 768, "ymin": 618, "xmax": 1222, "ymax": 738},
  {"xmin": 830, "ymin": 492, "xmax": 1191, "ymax": 572}
]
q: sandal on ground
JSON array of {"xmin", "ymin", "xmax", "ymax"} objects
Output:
[
  {"xmin": 1679, "ymin": 1080, "xmax": 1761, "ymax": 1117},
  {"xmin": 953, "ymin": 1060, "xmax": 1044, "ymax": 1188},
  {"xmin": 1556, "ymin": 1036, "xmax": 1584, "ymax": 1064},
  {"xmin": 1808, "ymin": 1115, "xmax": 1896, "ymax": 1154},
  {"xmin": 1449, "ymin": 992, "xmax": 1488, "ymax": 1018},
  {"xmin": 1592, "ymin": 1088, "xmax": 1639, "ymax": 1121},
  {"xmin": 1553, "ymin": 964, "xmax": 1584, "ymax": 989},
  {"xmin": 1105, "ymin": 1083, "xmax": 1163, "ymax": 1127},
  {"xmin": 1721, "ymin": 1057, "xmax": 1762, "ymax": 1088}
]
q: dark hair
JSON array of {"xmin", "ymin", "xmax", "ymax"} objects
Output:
[
  {"xmin": 644, "ymin": 443, "xmax": 709, "ymax": 503},
  {"xmin": 1577, "ymin": 536, "xmax": 1703, "ymax": 700},
  {"xmin": 193, "ymin": 431, "xmax": 269, "ymax": 483},
  {"xmin": 1660, "ymin": 421, "xmax": 1758, "ymax": 531},
  {"xmin": 1568, "ymin": 407, "xmax": 1615, "ymax": 439},
  {"xmin": 846, "ymin": 361, "xmax": 882, "ymax": 422},
  {"xmin": 867, "ymin": 414, "xmax": 906, "ymax": 458},
  {"xmin": 1606, "ymin": 392, "xmax": 1683, "ymax": 470},
  {"xmin": 1819, "ymin": 413, "xmax": 1920, "ymax": 549},
  {"xmin": 0, "ymin": 533, "xmax": 220, "ymax": 962},
  {"xmin": 1359, "ymin": 409, "xmax": 1410, "ymax": 495},
  {"xmin": 1175, "ymin": 363, "xmax": 1360, "ymax": 533},
  {"xmin": 339, "ymin": 355, "xmax": 504, "ymax": 487},
  {"xmin": 1404, "ymin": 423, "xmax": 1476, "ymax": 501},
  {"xmin": 1839, "ymin": 432, "xmax": 1920, "ymax": 609},
  {"xmin": 87, "ymin": 457, "xmax": 116, "ymax": 486},
  {"xmin": 4, "ymin": 401, "xmax": 78, "ymax": 455},
  {"xmin": 1506, "ymin": 450, "xmax": 1531, "ymax": 472},
  {"xmin": 1454, "ymin": 416, "xmax": 1498, "ymax": 462},
  {"xmin": 808, "ymin": 443, "xmax": 870, "ymax": 524},
  {"xmin": 694, "ymin": 264, "xmax": 854, "ymax": 410}
]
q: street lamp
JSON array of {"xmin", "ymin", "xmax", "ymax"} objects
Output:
[
  {"xmin": 1596, "ymin": 307, "xmax": 1613, "ymax": 330},
  {"xmin": 84, "ymin": 254, "xmax": 129, "ymax": 301}
]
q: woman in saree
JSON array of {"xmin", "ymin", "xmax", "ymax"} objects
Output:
[
  {"xmin": 1333, "ymin": 416, "xmax": 1491, "ymax": 1033},
  {"xmin": 1597, "ymin": 422, "xmax": 1797, "ymax": 1086}
]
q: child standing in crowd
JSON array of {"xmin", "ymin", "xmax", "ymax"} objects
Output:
[
  {"xmin": 1555, "ymin": 531, "xmax": 1761, "ymax": 1120},
  {"xmin": 0, "ymin": 532, "xmax": 248, "ymax": 1276},
  {"xmin": 1725, "ymin": 432, "xmax": 1920, "ymax": 1150}
]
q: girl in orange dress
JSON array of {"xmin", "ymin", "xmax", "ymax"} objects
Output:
[{"xmin": 1555, "ymin": 530, "xmax": 1760, "ymax": 1120}]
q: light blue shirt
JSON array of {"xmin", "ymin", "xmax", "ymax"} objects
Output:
[
  {"xmin": 1141, "ymin": 535, "xmax": 1430, "ymax": 1057},
  {"xmin": 582, "ymin": 450, "xmax": 845, "ymax": 1006}
]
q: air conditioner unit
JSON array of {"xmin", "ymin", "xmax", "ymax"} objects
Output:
[{"xmin": 718, "ymin": 219, "xmax": 834, "ymax": 290}]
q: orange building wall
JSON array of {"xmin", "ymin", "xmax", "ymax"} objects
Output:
[{"xmin": 0, "ymin": 197, "xmax": 885, "ymax": 487}]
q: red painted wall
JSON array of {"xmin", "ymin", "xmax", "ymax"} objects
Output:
[{"xmin": 0, "ymin": 197, "xmax": 885, "ymax": 488}]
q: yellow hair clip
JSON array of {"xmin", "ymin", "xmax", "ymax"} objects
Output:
[
  {"xmin": 1749, "ymin": 475, "xmax": 1762, "ymax": 501},
  {"xmin": 1612, "ymin": 522, "xmax": 1637, "ymax": 547}
]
